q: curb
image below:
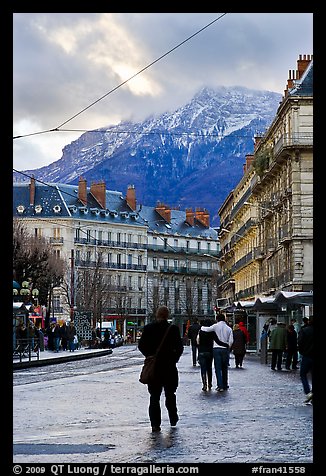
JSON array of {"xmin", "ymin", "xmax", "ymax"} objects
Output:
[{"xmin": 13, "ymin": 348, "xmax": 113, "ymax": 370}]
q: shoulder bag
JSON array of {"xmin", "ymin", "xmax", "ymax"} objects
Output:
[{"xmin": 139, "ymin": 325, "xmax": 171, "ymax": 385}]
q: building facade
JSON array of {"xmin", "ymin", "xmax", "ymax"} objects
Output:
[
  {"xmin": 218, "ymin": 54, "xmax": 313, "ymax": 304},
  {"xmin": 13, "ymin": 176, "xmax": 219, "ymax": 339}
]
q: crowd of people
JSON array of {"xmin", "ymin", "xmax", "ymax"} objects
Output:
[{"xmin": 138, "ymin": 307, "xmax": 313, "ymax": 433}]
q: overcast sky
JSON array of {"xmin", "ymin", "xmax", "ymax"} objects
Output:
[{"xmin": 13, "ymin": 12, "xmax": 313, "ymax": 171}]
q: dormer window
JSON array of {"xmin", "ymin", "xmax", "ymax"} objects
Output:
[
  {"xmin": 35, "ymin": 205, "xmax": 43, "ymax": 214},
  {"xmin": 17, "ymin": 205, "xmax": 25, "ymax": 214},
  {"xmin": 53, "ymin": 205, "xmax": 61, "ymax": 213}
]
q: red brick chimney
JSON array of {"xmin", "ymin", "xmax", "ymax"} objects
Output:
[
  {"xmin": 185, "ymin": 208, "xmax": 195, "ymax": 226},
  {"xmin": 29, "ymin": 175, "xmax": 35, "ymax": 206},
  {"xmin": 78, "ymin": 176, "xmax": 87, "ymax": 206},
  {"xmin": 254, "ymin": 136, "xmax": 262, "ymax": 152},
  {"xmin": 195, "ymin": 208, "xmax": 210, "ymax": 228},
  {"xmin": 126, "ymin": 184, "xmax": 137, "ymax": 211},
  {"xmin": 243, "ymin": 154, "xmax": 254, "ymax": 174},
  {"xmin": 284, "ymin": 54, "xmax": 313, "ymax": 97},
  {"xmin": 155, "ymin": 202, "xmax": 171, "ymax": 223},
  {"xmin": 297, "ymin": 54, "xmax": 312, "ymax": 79},
  {"xmin": 90, "ymin": 180, "xmax": 106, "ymax": 209}
]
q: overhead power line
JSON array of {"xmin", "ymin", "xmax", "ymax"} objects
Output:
[{"xmin": 13, "ymin": 13, "xmax": 227, "ymax": 140}]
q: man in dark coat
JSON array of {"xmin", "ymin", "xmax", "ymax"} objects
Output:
[
  {"xmin": 138, "ymin": 306, "xmax": 184, "ymax": 432},
  {"xmin": 187, "ymin": 318, "xmax": 201, "ymax": 366},
  {"xmin": 298, "ymin": 316, "xmax": 313, "ymax": 403}
]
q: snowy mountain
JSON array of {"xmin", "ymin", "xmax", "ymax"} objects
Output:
[{"xmin": 13, "ymin": 86, "xmax": 282, "ymax": 225}]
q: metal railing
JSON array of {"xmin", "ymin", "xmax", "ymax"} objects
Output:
[{"xmin": 13, "ymin": 338, "xmax": 40, "ymax": 362}]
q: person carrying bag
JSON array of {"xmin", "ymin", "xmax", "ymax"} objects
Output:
[
  {"xmin": 139, "ymin": 325, "xmax": 171, "ymax": 384},
  {"xmin": 138, "ymin": 306, "xmax": 184, "ymax": 432}
]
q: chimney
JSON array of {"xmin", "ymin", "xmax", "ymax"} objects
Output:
[
  {"xmin": 243, "ymin": 154, "xmax": 254, "ymax": 174},
  {"xmin": 297, "ymin": 54, "xmax": 312, "ymax": 79},
  {"xmin": 185, "ymin": 208, "xmax": 195, "ymax": 226},
  {"xmin": 90, "ymin": 180, "xmax": 106, "ymax": 209},
  {"xmin": 195, "ymin": 208, "xmax": 210, "ymax": 228},
  {"xmin": 254, "ymin": 136, "xmax": 262, "ymax": 152},
  {"xmin": 78, "ymin": 176, "xmax": 87, "ymax": 206},
  {"xmin": 283, "ymin": 54, "xmax": 313, "ymax": 98},
  {"xmin": 126, "ymin": 184, "xmax": 137, "ymax": 211},
  {"xmin": 155, "ymin": 202, "xmax": 171, "ymax": 223},
  {"xmin": 29, "ymin": 175, "xmax": 35, "ymax": 206}
]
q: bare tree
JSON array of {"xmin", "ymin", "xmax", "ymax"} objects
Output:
[{"xmin": 13, "ymin": 219, "xmax": 65, "ymax": 309}]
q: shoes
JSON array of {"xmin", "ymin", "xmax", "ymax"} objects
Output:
[
  {"xmin": 202, "ymin": 385, "xmax": 207, "ymax": 391},
  {"xmin": 304, "ymin": 392, "xmax": 313, "ymax": 403},
  {"xmin": 217, "ymin": 388, "xmax": 224, "ymax": 392},
  {"xmin": 208, "ymin": 383, "xmax": 212, "ymax": 390},
  {"xmin": 170, "ymin": 416, "xmax": 179, "ymax": 427},
  {"xmin": 292, "ymin": 367, "xmax": 299, "ymax": 370},
  {"xmin": 151, "ymin": 426, "xmax": 161, "ymax": 432}
]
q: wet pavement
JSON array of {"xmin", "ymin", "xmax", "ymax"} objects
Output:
[{"xmin": 13, "ymin": 345, "xmax": 314, "ymax": 465}]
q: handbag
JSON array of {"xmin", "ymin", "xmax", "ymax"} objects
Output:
[{"xmin": 139, "ymin": 325, "xmax": 171, "ymax": 384}]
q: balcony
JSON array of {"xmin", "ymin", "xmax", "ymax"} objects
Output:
[
  {"xmin": 274, "ymin": 132, "xmax": 313, "ymax": 157},
  {"xmin": 50, "ymin": 237, "xmax": 64, "ymax": 244}
]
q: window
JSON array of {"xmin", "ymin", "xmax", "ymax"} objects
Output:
[
  {"xmin": 86, "ymin": 230, "xmax": 91, "ymax": 242},
  {"xmin": 138, "ymin": 276, "xmax": 142, "ymax": 290},
  {"xmin": 153, "ymin": 258, "xmax": 158, "ymax": 269},
  {"xmin": 197, "ymin": 241, "xmax": 201, "ymax": 251},
  {"xmin": 186, "ymin": 240, "xmax": 190, "ymax": 251},
  {"xmin": 53, "ymin": 296, "xmax": 61, "ymax": 311}
]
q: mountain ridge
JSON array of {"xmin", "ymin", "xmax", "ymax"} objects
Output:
[{"xmin": 13, "ymin": 85, "xmax": 282, "ymax": 226}]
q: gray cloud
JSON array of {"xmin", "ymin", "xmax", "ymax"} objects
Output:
[{"xmin": 13, "ymin": 12, "xmax": 313, "ymax": 170}]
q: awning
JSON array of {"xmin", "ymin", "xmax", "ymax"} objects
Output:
[{"xmin": 233, "ymin": 291, "xmax": 313, "ymax": 312}]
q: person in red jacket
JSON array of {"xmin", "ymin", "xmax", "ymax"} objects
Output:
[{"xmin": 238, "ymin": 321, "xmax": 250, "ymax": 344}]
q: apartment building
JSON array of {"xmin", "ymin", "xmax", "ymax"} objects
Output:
[
  {"xmin": 13, "ymin": 176, "xmax": 219, "ymax": 338},
  {"xmin": 218, "ymin": 54, "xmax": 313, "ymax": 301}
]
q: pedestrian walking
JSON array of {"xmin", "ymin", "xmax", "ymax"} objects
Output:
[
  {"xmin": 196, "ymin": 318, "xmax": 215, "ymax": 391},
  {"xmin": 285, "ymin": 324, "xmax": 298, "ymax": 370},
  {"xmin": 298, "ymin": 316, "xmax": 313, "ymax": 404},
  {"xmin": 231, "ymin": 323, "xmax": 247, "ymax": 368},
  {"xmin": 60, "ymin": 322, "xmax": 68, "ymax": 351},
  {"xmin": 53, "ymin": 323, "xmax": 61, "ymax": 352},
  {"xmin": 187, "ymin": 318, "xmax": 201, "ymax": 366},
  {"xmin": 238, "ymin": 320, "xmax": 250, "ymax": 345},
  {"xmin": 200, "ymin": 313, "xmax": 233, "ymax": 392},
  {"xmin": 138, "ymin": 306, "xmax": 184, "ymax": 432},
  {"xmin": 67, "ymin": 322, "xmax": 77, "ymax": 352},
  {"xmin": 269, "ymin": 322, "xmax": 287, "ymax": 371}
]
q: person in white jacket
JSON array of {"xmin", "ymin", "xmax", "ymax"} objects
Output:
[{"xmin": 200, "ymin": 313, "xmax": 234, "ymax": 392}]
